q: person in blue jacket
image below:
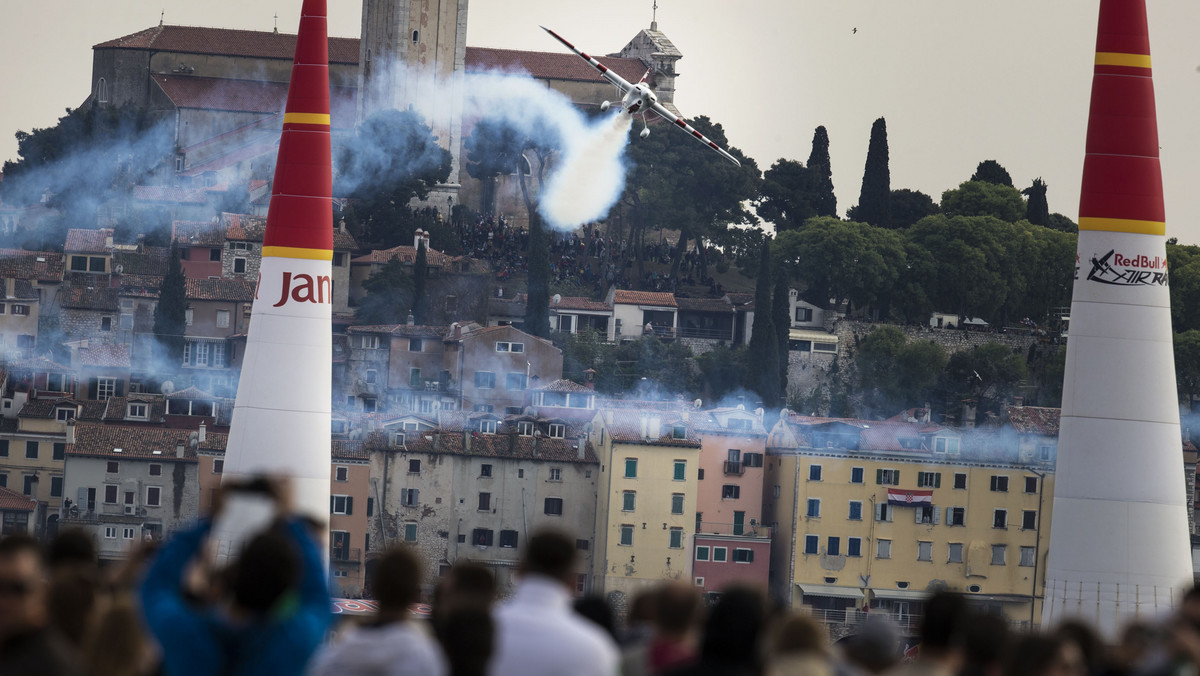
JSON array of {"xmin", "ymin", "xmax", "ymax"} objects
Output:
[{"xmin": 139, "ymin": 478, "xmax": 331, "ymax": 676}]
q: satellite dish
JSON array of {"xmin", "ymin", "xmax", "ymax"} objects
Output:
[
  {"xmin": 552, "ymin": 294, "xmax": 562, "ymax": 305},
  {"xmin": 161, "ymin": 381, "xmax": 175, "ymax": 395},
  {"xmin": 114, "ymin": 264, "xmax": 123, "ymax": 274}
]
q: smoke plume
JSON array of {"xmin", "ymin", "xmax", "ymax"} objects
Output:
[{"xmin": 538, "ymin": 114, "xmax": 632, "ymax": 230}]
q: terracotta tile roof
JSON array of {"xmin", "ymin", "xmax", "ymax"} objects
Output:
[
  {"xmin": 551, "ymin": 296, "xmax": 611, "ymax": 312},
  {"xmin": 114, "ymin": 249, "xmax": 170, "ymax": 277},
  {"xmin": 2, "ymin": 280, "xmax": 38, "ymax": 300},
  {"xmin": 466, "ymin": 47, "xmax": 648, "ymax": 85},
  {"xmin": 333, "ymin": 229, "xmax": 358, "ymax": 251},
  {"xmin": 0, "ymin": 486, "xmax": 37, "ymax": 512},
  {"xmin": 173, "ymin": 220, "xmax": 225, "ymax": 247},
  {"xmin": 724, "ymin": 293, "xmax": 754, "ymax": 306},
  {"xmin": 94, "ymin": 25, "xmax": 361, "ymax": 64},
  {"xmin": 119, "ymin": 274, "xmax": 164, "ymax": 297},
  {"xmin": 102, "ymin": 395, "xmax": 167, "ymax": 423},
  {"xmin": 372, "ymin": 428, "xmax": 598, "ymax": 464},
  {"xmin": 676, "ymin": 297, "xmax": 734, "ymax": 313},
  {"xmin": 604, "ymin": 408, "xmax": 700, "ymax": 447},
  {"xmin": 65, "ymin": 229, "xmax": 113, "ymax": 254},
  {"xmin": 1005, "ymin": 406, "xmax": 1061, "ymax": 436},
  {"xmin": 18, "ymin": 397, "xmax": 83, "ymax": 419},
  {"xmin": 185, "ymin": 278, "xmax": 255, "ymax": 302},
  {"xmin": 332, "ymin": 440, "xmax": 369, "ymax": 461},
  {"xmin": 6, "ymin": 356, "xmax": 72, "ymax": 373},
  {"xmin": 78, "ymin": 344, "xmax": 131, "ymax": 369},
  {"xmin": 612, "ymin": 289, "xmax": 677, "ymax": 308},
  {"xmin": 352, "ymin": 245, "xmax": 452, "ymax": 268},
  {"xmin": 67, "ymin": 422, "xmax": 227, "ymax": 460},
  {"xmin": 535, "ymin": 379, "xmax": 592, "ymax": 394},
  {"xmin": 222, "ymin": 213, "xmax": 266, "ymax": 241},
  {"xmin": 0, "ymin": 250, "xmax": 64, "ymax": 282},
  {"xmin": 132, "ymin": 185, "xmax": 210, "ymax": 205},
  {"xmin": 346, "ymin": 324, "xmax": 448, "ymax": 338},
  {"xmin": 152, "ymin": 75, "xmax": 359, "ymax": 128},
  {"xmin": 61, "ymin": 277, "xmax": 119, "ymax": 311}
]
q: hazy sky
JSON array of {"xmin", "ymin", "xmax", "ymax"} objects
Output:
[{"xmin": 3, "ymin": 1, "xmax": 1199, "ymax": 241}]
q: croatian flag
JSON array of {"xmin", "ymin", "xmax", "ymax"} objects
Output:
[{"xmin": 888, "ymin": 489, "xmax": 933, "ymax": 506}]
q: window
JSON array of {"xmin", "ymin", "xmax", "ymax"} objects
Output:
[
  {"xmin": 367, "ymin": 497, "xmax": 374, "ymax": 517},
  {"xmin": 1020, "ymin": 546, "xmax": 1036, "ymax": 567},
  {"xmin": 213, "ymin": 460, "xmax": 224, "ymax": 474},
  {"xmin": 401, "ymin": 489, "xmax": 419, "ymax": 507},
  {"xmin": 473, "ymin": 529, "xmax": 494, "ymax": 547},
  {"xmin": 408, "ymin": 459, "xmax": 421, "ymax": 474},
  {"xmin": 917, "ymin": 472, "xmax": 941, "ymax": 488},
  {"xmin": 990, "ymin": 475, "xmax": 1009, "ymax": 492},
  {"xmin": 0, "ymin": 441, "xmax": 7, "ymax": 457},
  {"xmin": 480, "ymin": 464, "xmax": 492, "ymax": 478},
  {"xmin": 360, "ymin": 335, "xmax": 379, "ymax": 349},
  {"xmin": 119, "ymin": 314, "xmax": 133, "ymax": 330},
  {"xmin": 671, "ymin": 424, "xmax": 686, "ymax": 440},
  {"xmin": 875, "ymin": 503, "xmax": 893, "ymax": 522},
  {"xmin": 215, "ymin": 309, "xmax": 230, "ymax": 328},
  {"xmin": 622, "ymin": 491, "xmax": 636, "ymax": 512},
  {"xmin": 795, "ymin": 307, "xmax": 813, "ymax": 322},
  {"xmin": 548, "ymin": 424, "xmax": 565, "ymax": 439},
  {"xmin": 954, "ymin": 473, "xmax": 967, "ymax": 489},
  {"xmin": 698, "ymin": 468, "xmax": 704, "ymax": 480},
  {"xmin": 127, "ymin": 403, "xmax": 147, "ymax": 420},
  {"xmin": 669, "ymin": 528, "xmax": 683, "ymax": 549},
  {"xmin": 804, "ymin": 535, "xmax": 818, "ymax": 554},
  {"xmin": 991, "ymin": 545, "xmax": 1007, "ymax": 565},
  {"xmin": 149, "ymin": 464, "xmax": 162, "ymax": 477},
  {"xmin": 105, "ymin": 485, "xmax": 118, "ymax": 504},
  {"xmin": 11, "ymin": 304, "xmax": 29, "ymax": 316},
  {"xmin": 409, "ymin": 338, "xmax": 423, "ymax": 352},
  {"xmin": 104, "ymin": 527, "xmax": 116, "ymax": 539},
  {"xmin": 671, "ymin": 493, "xmax": 684, "ymax": 515},
  {"xmin": 101, "ymin": 316, "xmax": 114, "ymax": 332},
  {"xmin": 25, "ymin": 442, "xmax": 37, "ymax": 459},
  {"xmin": 184, "ymin": 309, "xmax": 193, "ymax": 326},
  {"xmin": 696, "ymin": 546, "xmax": 710, "ymax": 561},
  {"xmin": 96, "ymin": 378, "xmax": 117, "ymax": 400},
  {"xmin": 404, "ymin": 523, "xmax": 417, "ymax": 541},
  {"xmin": 146, "ymin": 486, "xmax": 161, "ymax": 507},
  {"xmin": 917, "ymin": 541, "xmax": 932, "ymax": 561},
  {"xmin": 364, "ymin": 369, "xmax": 378, "ymax": 385},
  {"xmin": 71, "ymin": 256, "xmax": 88, "ymax": 272},
  {"xmin": 331, "ymin": 495, "xmax": 353, "ymax": 515},
  {"xmin": 1038, "ymin": 444, "xmax": 1053, "ymax": 460},
  {"xmin": 733, "ymin": 548, "xmax": 754, "ymax": 563},
  {"xmin": 877, "ymin": 469, "xmax": 899, "ymax": 485},
  {"xmin": 949, "ymin": 507, "xmax": 965, "ymax": 526},
  {"xmin": 1025, "ymin": 476, "xmax": 1039, "ymax": 493},
  {"xmin": 848, "ymin": 501, "xmax": 863, "ymax": 520},
  {"xmin": 806, "ymin": 498, "xmax": 820, "ymax": 518},
  {"xmin": 478, "ymin": 420, "xmax": 496, "ymax": 434},
  {"xmin": 335, "ymin": 466, "xmax": 348, "ymax": 482},
  {"xmin": 544, "ymin": 497, "xmax": 563, "ymax": 515},
  {"xmin": 474, "ymin": 372, "xmax": 495, "ymax": 389},
  {"xmin": 809, "ymin": 465, "xmax": 822, "ymax": 481},
  {"xmin": 948, "ymin": 543, "xmax": 964, "ymax": 563},
  {"xmin": 576, "ymin": 539, "xmax": 589, "ymax": 551},
  {"xmin": 363, "ymin": 398, "xmax": 377, "ymax": 413},
  {"xmin": 848, "ymin": 537, "xmax": 862, "ymax": 557},
  {"xmin": 624, "ymin": 458, "xmax": 638, "ymax": 478},
  {"xmin": 993, "ymin": 509, "xmax": 1007, "ymax": 529},
  {"xmin": 549, "ymin": 467, "xmax": 562, "ymax": 481},
  {"xmin": 827, "ymin": 537, "xmax": 840, "ymax": 556},
  {"xmin": 721, "ymin": 485, "xmax": 740, "ymax": 499},
  {"xmin": 773, "ymin": 485, "xmax": 780, "ymax": 498},
  {"xmin": 233, "ymin": 257, "xmax": 247, "ymax": 274},
  {"xmin": 472, "ymin": 491, "xmax": 491, "ymax": 511},
  {"xmin": 1022, "ymin": 510, "xmax": 1037, "ymax": 530},
  {"xmin": 500, "ymin": 530, "xmax": 519, "ymax": 548},
  {"xmin": 619, "ymin": 525, "xmax": 634, "ymax": 546},
  {"xmin": 50, "ymin": 477, "xmax": 63, "ymax": 497},
  {"xmin": 851, "ymin": 467, "xmax": 864, "ymax": 484},
  {"xmin": 505, "ymin": 373, "xmax": 527, "ymax": 391},
  {"xmin": 495, "ymin": 342, "xmax": 524, "ymax": 353},
  {"xmin": 673, "ymin": 460, "xmax": 686, "ymax": 481},
  {"xmin": 124, "ymin": 491, "xmax": 134, "ymax": 505},
  {"xmin": 712, "ymin": 547, "xmax": 728, "ymax": 562},
  {"xmin": 0, "ymin": 474, "xmax": 6, "ymax": 488},
  {"xmin": 106, "ymin": 461, "xmax": 119, "ymax": 474},
  {"xmin": 877, "ymin": 539, "xmax": 891, "ymax": 559}
]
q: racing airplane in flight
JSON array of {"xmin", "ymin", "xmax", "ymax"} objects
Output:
[{"xmin": 540, "ymin": 26, "xmax": 741, "ymax": 167}]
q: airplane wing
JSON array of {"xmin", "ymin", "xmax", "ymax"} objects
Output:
[
  {"xmin": 649, "ymin": 101, "xmax": 742, "ymax": 167},
  {"xmin": 540, "ymin": 26, "xmax": 634, "ymax": 93}
]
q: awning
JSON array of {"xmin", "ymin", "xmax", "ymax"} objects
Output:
[
  {"xmin": 870, "ymin": 588, "xmax": 929, "ymax": 601},
  {"xmin": 797, "ymin": 584, "xmax": 864, "ymax": 600},
  {"xmin": 789, "ymin": 329, "xmax": 839, "ymax": 343},
  {"xmin": 964, "ymin": 594, "xmax": 1032, "ymax": 603}
]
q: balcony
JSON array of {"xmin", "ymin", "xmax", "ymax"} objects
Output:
[
  {"xmin": 723, "ymin": 461, "xmax": 744, "ymax": 476},
  {"xmin": 330, "ymin": 547, "xmax": 362, "ymax": 563}
]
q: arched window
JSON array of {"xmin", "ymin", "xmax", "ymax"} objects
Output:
[
  {"xmin": 412, "ymin": 30, "xmax": 419, "ymax": 44},
  {"xmin": 97, "ymin": 78, "xmax": 109, "ymax": 104}
]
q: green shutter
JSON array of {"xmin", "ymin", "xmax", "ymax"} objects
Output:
[
  {"xmin": 876, "ymin": 468, "xmax": 883, "ymax": 484},
  {"xmin": 935, "ymin": 473, "xmax": 942, "ymax": 488}
]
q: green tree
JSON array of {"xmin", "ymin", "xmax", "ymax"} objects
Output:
[
  {"xmin": 1047, "ymin": 213, "xmax": 1078, "ymax": 234},
  {"xmin": 940, "ymin": 342, "xmax": 1028, "ymax": 422},
  {"xmin": 524, "ymin": 214, "xmax": 552, "ymax": 338},
  {"xmin": 852, "ymin": 117, "xmax": 891, "ymax": 228},
  {"xmin": 745, "ymin": 243, "xmax": 781, "ymax": 407},
  {"xmin": 355, "ymin": 258, "xmax": 415, "ymax": 326},
  {"xmin": 905, "ymin": 214, "xmax": 1008, "ymax": 321},
  {"xmin": 153, "ymin": 245, "xmax": 187, "ymax": 370},
  {"xmin": 464, "ymin": 117, "xmax": 526, "ymax": 217},
  {"xmin": 807, "ymin": 126, "xmax": 837, "ymax": 217},
  {"xmin": 411, "ymin": 240, "xmax": 429, "ymax": 324},
  {"xmin": 773, "ymin": 268, "xmax": 791, "ymax": 395},
  {"xmin": 889, "ymin": 188, "xmax": 939, "ymax": 229},
  {"xmin": 970, "ymin": 160, "xmax": 1014, "ymax": 187},
  {"xmin": 773, "ymin": 217, "xmax": 905, "ymax": 317},
  {"xmin": 1174, "ymin": 330, "xmax": 1200, "ymax": 408},
  {"xmin": 757, "ymin": 159, "xmax": 815, "ymax": 232},
  {"xmin": 695, "ymin": 344, "xmax": 747, "ymax": 402},
  {"xmin": 1022, "ymin": 178, "xmax": 1051, "ymax": 226},
  {"xmin": 940, "ymin": 181, "xmax": 1026, "ymax": 222},
  {"xmin": 335, "ymin": 109, "xmax": 451, "ymax": 249},
  {"xmin": 1168, "ymin": 242, "xmax": 1200, "ymax": 332}
]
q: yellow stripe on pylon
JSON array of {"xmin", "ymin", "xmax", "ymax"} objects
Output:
[
  {"xmin": 262, "ymin": 246, "xmax": 334, "ymax": 261},
  {"xmin": 1094, "ymin": 52, "xmax": 1152, "ymax": 69},
  {"xmin": 282, "ymin": 112, "xmax": 331, "ymax": 126},
  {"xmin": 1078, "ymin": 217, "xmax": 1165, "ymax": 236}
]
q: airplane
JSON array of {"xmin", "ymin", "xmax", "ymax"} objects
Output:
[{"xmin": 540, "ymin": 26, "xmax": 741, "ymax": 167}]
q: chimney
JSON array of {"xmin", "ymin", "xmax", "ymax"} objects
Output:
[
  {"xmin": 584, "ymin": 368, "xmax": 596, "ymax": 390},
  {"xmin": 407, "ymin": 312, "xmax": 415, "ymax": 326},
  {"xmin": 104, "ymin": 234, "xmax": 114, "ymax": 249},
  {"xmin": 508, "ymin": 431, "xmax": 517, "ymax": 455},
  {"xmin": 65, "ymin": 419, "xmax": 76, "ymax": 445},
  {"xmin": 198, "ymin": 423, "xmax": 206, "ymax": 443},
  {"xmin": 640, "ymin": 415, "xmax": 648, "ymax": 439},
  {"xmin": 577, "ymin": 436, "xmax": 586, "ymax": 460},
  {"xmin": 1013, "ymin": 395, "xmax": 1025, "ymax": 407},
  {"xmin": 175, "ymin": 442, "xmax": 185, "ymax": 458},
  {"xmin": 3, "ymin": 278, "xmax": 12, "ymax": 299}
]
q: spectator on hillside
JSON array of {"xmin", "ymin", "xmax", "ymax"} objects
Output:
[{"xmin": 488, "ymin": 530, "xmax": 618, "ymax": 676}]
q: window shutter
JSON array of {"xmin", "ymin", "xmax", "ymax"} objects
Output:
[
  {"xmin": 875, "ymin": 503, "xmax": 883, "ymax": 521},
  {"xmin": 115, "ymin": 380, "xmax": 126, "ymax": 397},
  {"xmin": 88, "ymin": 378, "xmax": 98, "ymax": 399},
  {"xmin": 346, "ymin": 496, "xmax": 353, "ymax": 515},
  {"xmin": 933, "ymin": 506, "xmax": 941, "ymax": 525},
  {"xmin": 894, "ymin": 471, "xmax": 900, "ymax": 485},
  {"xmin": 876, "ymin": 469, "xmax": 883, "ymax": 485},
  {"xmin": 329, "ymin": 496, "xmax": 335, "ymax": 514},
  {"xmin": 915, "ymin": 507, "xmax": 923, "ymax": 524},
  {"xmin": 935, "ymin": 473, "xmax": 942, "ymax": 488}
]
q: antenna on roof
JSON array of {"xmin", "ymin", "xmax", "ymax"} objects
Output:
[
  {"xmin": 159, "ymin": 9, "xmax": 164, "ymax": 27},
  {"xmin": 651, "ymin": 0, "xmax": 658, "ymax": 30},
  {"xmin": 273, "ymin": 12, "xmax": 279, "ymax": 35}
]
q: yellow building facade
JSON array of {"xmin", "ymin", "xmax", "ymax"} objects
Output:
[{"xmin": 765, "ymin": 412, "xmax": 1057, "ymax": 629}]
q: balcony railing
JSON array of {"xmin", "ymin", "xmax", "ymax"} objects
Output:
[
  {"xmin": 723, "ymin": 461, "xmax": 744, "ymax": 476},
  {"xmin": 330, "ymin": 547, "xmax": 362, "ymax": 563}
]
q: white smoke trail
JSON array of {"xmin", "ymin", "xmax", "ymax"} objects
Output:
[{"xmin": 538, "ymin": 114, "xmax": 632, "ymax": 230}]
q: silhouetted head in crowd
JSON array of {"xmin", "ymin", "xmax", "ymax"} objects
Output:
[
  {"xmin": 446, "ymin": 562, "xmax": 496, "ymax": 603},
  {"xmin": 574, "ymin": 595, "xmax": 617, "ymax": 640},
  {"xmin": 46, "ymin": 528, "xmax": 96, "ymax": 570},
  {"xmin": 840, "ymin": 615, "xmax": 899, "ymax": 674},
  {"xmin": 1056, "ymin": 620, "xmax": 1106, "ymax": 675},
  {"xmin": 698, "ymin": 586, "xmax": 766, "ymax": 667},
  {"xmin": 1004, "ymin": 633, "xmax": 1086, "ymax": 676},
  {"xmin": 372, "ymin": 546, "xmax": 422, "ymax": 616},
  {"xmin": 442, "ymin": 603, "xmax": 493, "ymax": 676},
  {"xmin": 772, "ymin": 613, "xmax": 827, "ymax": 657},
  {"xmin": 0, "ymin": 535, "xmax": 48, "ymax": 639},
  {"xmin": 960, "ymin": 611, "xmax": 1010, "ymax": 676},
  {"xmin": 655, "ymin": 581, "xmax": 701, "ymax": 640},
  {"xmin": 228, "ymin": 527, "xmax": 300, "ymax": 614},
  {"xmin": 519, "ymin": 530, "xmax": 577, "ymax": 587}
]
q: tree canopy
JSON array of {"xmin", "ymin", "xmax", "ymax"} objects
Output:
[
  {"xmin": 940, "ymin": 181, "xmax": 1026, "ymax": 222},
  {"xmin": 806, "ymin": 126, "xmax": 837, "ymax": 218},
  {"xmin": 970, "ymin": 160, "xmax": 1014, "ymax": 187},
  {"xmin": 153, "ymin": 245, "xmax": 187, "ymax": 370},
  {"xmin": 853, "ymin": 117, "xmax": 891, "ymax": 228}
]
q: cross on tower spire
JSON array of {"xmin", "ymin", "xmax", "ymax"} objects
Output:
[
  {"xmin": 159, "ymin": 9, "xmax": 164, "ymax": 26},
  {"xmin": 273, "ymin": 12, "xmax": 279, "ymax": 34}
]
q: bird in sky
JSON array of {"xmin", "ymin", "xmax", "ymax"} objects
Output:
[{"xmin": 852, "ymin": 27, "xmax": 858, "ymax": 34}]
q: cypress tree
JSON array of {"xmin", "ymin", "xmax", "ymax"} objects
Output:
[
  {"xmin": 772, "ymin": 267, "xmax": 791, "ymax": 400},
  {"xmin": 412, "ymin": 239, "xmax": 429, "ymax": 323},
  {"xmin": 746, "ymin": 243, "xmax": 781, "ymax": 408},
  {"xmin": 807, "ymin": 126, "xmax": 837, "ymax": 217},
  {"xmin": 856, "ymin": 117, "xmax": 891, "ymax": 228},
  {"xmin": 971, "ymin": 160, "xmax": 1014, "ymax": 187},
  {"xmin": 153, "ymin": 244, "xmax": 187, "ymax": 370},
  {"xmin": 1023, "ymin": 178, "xmax": 1051, "ymax": 227},
  {"xmin": 523, "ymin": 214, "xmax": 551, "ymax": 338}
]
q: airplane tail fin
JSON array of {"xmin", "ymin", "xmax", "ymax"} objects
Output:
[{"xmin": 638, "ymin": 67, "xmax": 652, "ymax": 84}]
